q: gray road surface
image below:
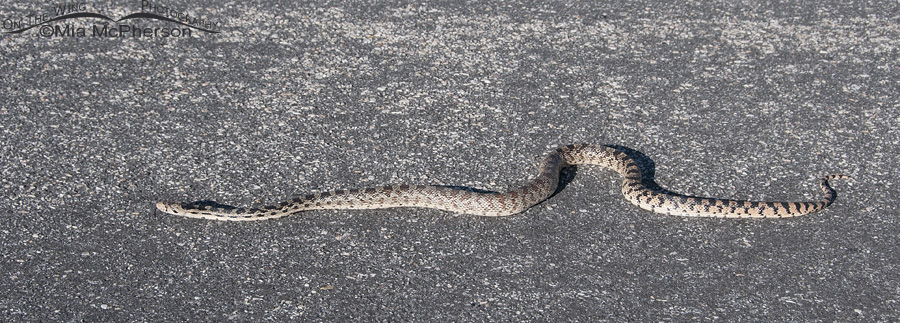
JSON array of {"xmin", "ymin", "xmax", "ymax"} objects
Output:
[{"xmin": 1, "ymin": 0, "xmax": 897, "ymax": 321}]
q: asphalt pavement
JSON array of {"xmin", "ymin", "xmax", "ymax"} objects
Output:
[{"xmin": 1, "ymin": 0, "xmax": 897, "ymax": 321}]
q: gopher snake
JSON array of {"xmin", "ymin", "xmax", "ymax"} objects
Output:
[{"xmin": 156, "ymin": 144, "xmax": 848, "ymax": 221}]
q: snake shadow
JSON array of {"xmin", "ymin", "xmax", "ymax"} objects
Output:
[
  {"xmin": 541, "ymin": 145, "xmax": 676, "ymax": 200},
  {"xmin": 440, "ymin": 145, "xmax": 676, "ymax": 200},
  {"xmin": 157, "ymin": 145, "xmax": 683, "ymax": 213},
  {"xmin": 603, "ymin": 144, "xmax": 674, "ymax": 194}
]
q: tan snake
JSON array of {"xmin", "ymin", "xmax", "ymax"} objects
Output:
[{"xmin": 156, "ymin": 144, "xmax": 848, "ymax": 221}]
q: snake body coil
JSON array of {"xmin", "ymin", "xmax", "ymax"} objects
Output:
[{"xmin": 156, "ymin": 144, "xmax": 848, "ymax": 221}]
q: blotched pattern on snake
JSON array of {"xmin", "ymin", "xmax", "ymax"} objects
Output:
[{"xmin": 156, "ymin": 144, "xmax": 848, "ymax": 221}]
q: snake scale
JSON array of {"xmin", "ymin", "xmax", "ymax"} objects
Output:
[{"xmin": 156, "ymin": 144, "xmax": 848, "ymax": 221}]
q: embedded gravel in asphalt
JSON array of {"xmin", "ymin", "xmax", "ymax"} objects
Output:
[{"xmin": 1, "ymin": 0, "xmax": 897, "ymax": 320}]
